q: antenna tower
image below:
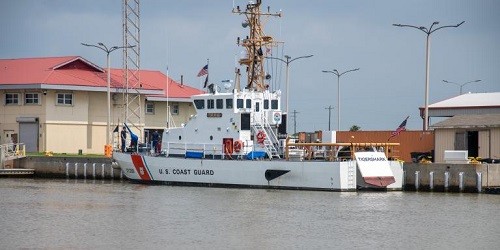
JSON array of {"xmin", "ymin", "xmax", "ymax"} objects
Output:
[
  {"xmin": 122, "ymin": 0, "xmax": 143, "ymax": 141},
  {"xmin": 233, "ymin": 0, "xmax": 281, "ymax": 91}
]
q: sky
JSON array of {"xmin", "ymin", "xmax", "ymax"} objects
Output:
[{"xmin": 1, "ymin": 0, "xmax": 499, "ymax": 132}]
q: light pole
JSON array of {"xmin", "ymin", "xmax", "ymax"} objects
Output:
[
  {"xmin": 443, "ymin": 79, "xmax": 481, "ymax": 95},
  {"xmin": 322, "ymin": 68, "xmax": 359, "ymax": 131},
  {"xmin": 266, "ymin": 54, "xmax": 313, "ymax": 133},
  {"xmin": 81, "ymin": 42, "xmax": 135, "ymax": 146},
  {"xmin": 393, "ymin": 21, "xmax": 464, "ymax": 131}
]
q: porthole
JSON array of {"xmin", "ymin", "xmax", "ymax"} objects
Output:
[{"xmin": 210, "ymin": 135, "xmax": 213, "ymax": 141}]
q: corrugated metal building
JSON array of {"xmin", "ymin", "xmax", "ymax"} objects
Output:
[
  {"xmin": 426, "ymin": 92, "xmax": 500, "ymax": 162},
  {"xmin": 431, "ymin": 114, "xmax": 500, "ymax": 162}
]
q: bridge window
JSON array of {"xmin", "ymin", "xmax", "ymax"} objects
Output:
[
  {"xmin": 271, "ymin": 100, "xmax": 278, "ymax": 109},
  {"xmin": 226, "ymin": 98, "xmax": 233, "ymax": 109},
  {"xmin": 207, "ymin": 99, "xmax": 214, "ymax": 109},
  {"xmin": 194, "ymin": 99, "xmax": 204, "ymax": 109},
  {"xmin": 216, "ymin": 99, "xmax": 223, "ymax": 109},
  {"xmin": 237, "ymin": 99, "xmax": 244, "ymax": 108}
]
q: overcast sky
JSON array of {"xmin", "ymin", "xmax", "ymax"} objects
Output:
[{"xmin": 1, "ymin": 0, "xmax": 499, "ymax": 132}]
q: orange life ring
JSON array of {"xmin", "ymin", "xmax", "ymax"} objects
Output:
[
  {"xmin": 256, "ymin": 131, "xmax": 266, "ymax": 144},
  {"xmin": 234, "ymin": 140, "xmax": 243, "ymax": 152}
]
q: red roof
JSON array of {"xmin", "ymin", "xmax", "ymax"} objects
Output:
[{"xmin": 0, "ymin": 56, "xmax": 203, "ymax": 98}]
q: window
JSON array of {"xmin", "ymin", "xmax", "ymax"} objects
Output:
[
  {"xmin": 246, "ymin": 99, "xmax": 252, "ymax": 109},
  {"xmin": 226, "ymin": 98, "xmax": 233, "ymax": 109},
  {"xmin": 57, "ymin": 93, "xmax": 73, "ymax": 105},
  {"xmin": 264, "ymin": 99, "xmax": 269, "ymax": 109},
  {"xmin": 194, "ymin": 99, "xmax": 205, "ymax": 109},
  {"xmin": 271, "ymin": 100, "xmax": 278, "ymax": 109},
  {"xmin": 207, "ymin": 99, "xmax": 214, "ymax": 109},
  {"xmin": 25, "ymin": 93, "xmax": 40, "ymax": 105},
  {"xmin": 237, "ymin": 99, "xmax": 244, "ymax": 109},
  {"xmin": 255, "ymin": 102, "xmax": 260, "ymax": 112},
  {"xmin": 216, "ymin": 99, "xmax": 223, "ymax": 109},
  {"xmin": 5, "ymin": 93, "xmax": 19, "ymax": 105},
  {"xmin": 171, "ymin": 103, "xmax": 179, "ymax": 115},
  {"xmin": 146, "ymin": 102, "xmax": 155, "ymax": 114}
]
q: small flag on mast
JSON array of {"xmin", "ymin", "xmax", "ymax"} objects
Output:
[
  {"xmin": 388, "ymin": 116, "xmax": 409, "ymax": 141},
  {"xmin": 197, "ymin": 64, "xmax": 208, "ymax": 77}
]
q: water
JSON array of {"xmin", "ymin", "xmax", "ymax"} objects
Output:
[{"xmin": 0, "ymin": 178, "xmax": 499, "ymax": 249}]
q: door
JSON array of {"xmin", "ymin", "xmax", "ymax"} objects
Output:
[
  {"xmin": 19, "ymin": 121, "xmax": 39, "ymax": 152},
  {"xmin": 467, "ymin": 131, "xmax": 478, "ymax": 158},
  {"xmin": 478, "ymin": 130, "xmax": 490, "ymax": 158}
]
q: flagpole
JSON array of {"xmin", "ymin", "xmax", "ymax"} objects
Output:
[{"xmin": 206, "ymin": 58, "xmax": 209, "ymax": 88}]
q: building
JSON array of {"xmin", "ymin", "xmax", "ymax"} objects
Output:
[
  {"xmin": 427, "ymin": 93, "xmax": 500, "ymax": 162},
  {"xmin": 0, "ymin": 56, "xmax": 203, "ymax": 154}
]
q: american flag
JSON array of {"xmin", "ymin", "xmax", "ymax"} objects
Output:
[
  {"xmin": 197, "ymin": 64, "xmax": 208, "ymax": 77},
  {"xmin": 388, "ymin": 116, "xmax": 409, "ymax": 141}
]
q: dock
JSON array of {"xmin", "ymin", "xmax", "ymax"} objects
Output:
[
  {"xmin": 0, "ymin": 168, "xmax": 35, "ymax": 177},
  {"xmin": 1, "ymin": 143, "xmax": 32, "ymax": 177}
]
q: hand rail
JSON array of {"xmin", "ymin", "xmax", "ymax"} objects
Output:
[{"xmin": 1, "ymin": 143, "xmax": 26, "ymax": 168}]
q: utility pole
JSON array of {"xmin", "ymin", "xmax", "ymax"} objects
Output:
[
  {"xmin": 292, "ymin": 109, "xmax": 299, "ymax": 135},
  {"xmin": 325, "ymin": 105, "xmax": 334, "ymax": 131}
]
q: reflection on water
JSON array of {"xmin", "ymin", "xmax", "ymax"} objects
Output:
[{"xmin": 0, "ymin": 178, "xmax": 499, "ymax": 249}]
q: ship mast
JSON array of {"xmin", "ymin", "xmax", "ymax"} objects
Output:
[{"xmin": 233, "ymin": 0, "xmax": 281, "ymax": 92}]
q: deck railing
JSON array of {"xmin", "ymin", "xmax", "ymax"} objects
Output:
[{"xmin": 0, "ymin": 143, "xmax": 26, "ymax": 168}]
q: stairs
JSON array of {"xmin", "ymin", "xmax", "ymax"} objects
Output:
[{"xmin": 252, "ymin": 114, "xmax": 281, "ymax": 159}]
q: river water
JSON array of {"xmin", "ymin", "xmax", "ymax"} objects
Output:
[{"xmin": 0, "ymin": 178, "xmax": 498, "ymax": 249}]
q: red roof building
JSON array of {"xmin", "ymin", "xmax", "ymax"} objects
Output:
[{"xmin": 0, "ymin": 56, "xmax": 203, "ymax": 153}]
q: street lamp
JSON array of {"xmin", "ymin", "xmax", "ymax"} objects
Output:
[
  {"xmin": 322, "ymin": 68, "xmax": 359, "ymax": 131},
  {"xmin": 393, "ymin": 21, "xmax": 465, "ymax": 131},
  {"xmin": 81, "ymin": 42, "xmax": 135, "ymax": 147},
  {"xmin": 266, "ymin": 54, "xmax": 313, "ymax": 133},
  {"xmin": 443, "ymin": 79, "xmax": 481, "ymax": 95}
]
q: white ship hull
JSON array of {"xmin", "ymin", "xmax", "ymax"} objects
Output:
[{"xmin": 113, "ymin": 152, "xmax": 403, "ymax": 191}]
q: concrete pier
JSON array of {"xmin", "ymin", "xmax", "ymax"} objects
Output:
[
  {"xmin": 16, "ymin": 156, "xmax": 122, "ymax": 180},
  {"xmin": 404, "ymin": 163, "xmax": 500, "ymax": 193}
]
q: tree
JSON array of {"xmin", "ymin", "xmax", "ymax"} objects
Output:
[{"xmin": 349, "ymin": 125, "xmax": 361, "ymax": 131}]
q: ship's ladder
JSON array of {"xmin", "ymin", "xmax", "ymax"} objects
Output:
[{"xmin": 252, "ymin": 114, "xmax": 280, "ymax": 159}]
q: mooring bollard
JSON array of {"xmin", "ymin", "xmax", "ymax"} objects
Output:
[
  {"xmin": 101, "ymin": 163, "xmax": 105, "ymax": 179},
  {"xmin": 66, "ymin": 163, "xmax": 70, "ymax": 178},
  {"xmin": 110, "ymin": 164, "xmax": 114, "ymax": 179},
  {"xmin": 415, "ymin": 171, "xmax": 420, "ymax": 190},
  {"xmin": 476, "ymin": 172, "xmax": 482, "ymax": 193},
  {"xmin": 83, "ymin": 163, "xmax": 87, "ymax": 179},
  {"xmin": 444, "ymin": 171, "xmax": 450, "ymax": 191},
  {"xmin": 459, "ymin": 172, "xmax": 464, "ymax": 192},
  {"xmin": 429, "ymin": 171, "xmax": 434, "ymax": 190},
  {"xmin": 74, "ymin": 163, "xmax": 78, "ymax": 178}
]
